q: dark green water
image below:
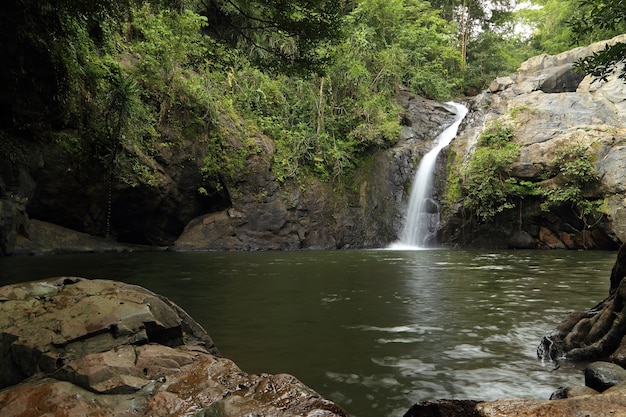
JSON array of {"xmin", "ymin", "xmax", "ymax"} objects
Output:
[{"xmin": 0, "ymin": 249, "xmax": 617, "ymax": 417}]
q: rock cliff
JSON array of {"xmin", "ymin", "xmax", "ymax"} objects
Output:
[
  {"xmin": 0, "ymin": 277, "xmax": 348, "ymax": 416},
  {"xmin": 171, "ymin": 93, "xmax": 457, "ymax": 251},
  {"xmin": 441, "ymin": 34, "xmax": 626, "ymax": 249},
  {"xmin": 1, "ymin": 91, "xmax": 457, "ymax": 254}
]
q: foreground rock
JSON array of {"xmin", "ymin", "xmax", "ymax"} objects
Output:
[
  {"xmin": 0, "ymin": 277, "xmax": 347, "ymax": 417},
  {"xmin": 405, "ymin": 360, "xmax": 626, "ymax": 417}
]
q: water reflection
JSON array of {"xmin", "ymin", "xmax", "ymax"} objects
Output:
[{"xmin": 0, "ymin": 249, "xmax": 617, "ymax": 417}]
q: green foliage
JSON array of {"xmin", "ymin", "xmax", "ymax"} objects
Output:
[
  {"xmin": 463, "ymin": 31, "xmax": 533, "ymax": 92},
  {"xmin": 568, "ymin": 0, "xmax": 626, "ymax": 42},
  {"xmin": 198, "ymin": 0, "xmax": 347, "ymax": 74},
  {"xmin": 239, "ymin": 0, "xmax": 460, "ymax": 181},
  {"xmin": 452, "ymin": 125, "xmax": 606, "ymax": 230},
  {"xmin": 540, "ymin": 143, "xmax": 604, "ymax": 226},
  {"xmin": 552, "ymin": 142, "xmax": 599, "ymax": 184},
  {"xmin": 569, "ymin": 0, "xmax": 626, "ymax": 81},
  {"xmin": 460, "ymin": 121, "xmax": 522, "ymax": 221},
  {"xmin": 130, "ymin": 5, "xmax": 209, "ymax": 84},
  {"xmin": 574, "ymin": 43, "xmax": 626, "ymax": 82},
  {"xmin": 508, "ymin": 105, "xmax": 540, "ymax": 120},
  {"xmin": 522, "ymin": 0, "xmax": 578, "ymax": 55},
  {"xmin": 12, "ymin": 0, "xmax": 612, "ymax": 205},
  {"xmin": 199, "ymin": 131, "xmax": 248, "ymax": 188},
  {"xmin": 477, "ymin": 120, "xmax": 515, "ymax": 147},
  {"xmin": 0, "ymin": 131, "xmax": 26, "ymax": 167},
  {"xmin": 445, "ymin": 150, "xmax": 462, "ymax": 203},
  {"xmin": 341, "ymin": 0, "xmax": 462, "ymax": 99},
  {"xmin": 524, "ymin": 0, "xmax": 626, "ymax": 79}
]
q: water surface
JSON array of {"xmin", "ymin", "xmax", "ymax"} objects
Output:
[{"xmin": 0, "ymin": 249, "xmax": 617, "ymax": 417}]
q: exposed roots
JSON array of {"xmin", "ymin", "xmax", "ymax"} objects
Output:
[{"xmin": 538, "ymin": 243, "xmax": 626, "ymax": 365}]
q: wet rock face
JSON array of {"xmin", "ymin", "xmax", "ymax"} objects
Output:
[{"xmin": 0, "ymin": 278, "xmax": 348, "ymax": 417}]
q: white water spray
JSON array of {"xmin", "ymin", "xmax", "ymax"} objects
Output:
[{"xmin": 391, "ymin": 102, "xmax": 468, "ymax": 249}]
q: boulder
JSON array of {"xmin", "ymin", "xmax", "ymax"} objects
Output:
[
  {"xmin": 403, "ymin": 399, "xmax": 482, "ymax": 417},
  {"xmin": 12, "ymin": 219, "xmax": 156, "ymax": 255},
  {"xmin": 0, "ymin": 277, "xmax": 348, "ymax": 417},
  {"xmin": 585, "ymin": 361, "xmax": 626, "ymax": 392},
  {"xmin": 549, "ymin": 385, "xmax": 598, "ymax": 399}
]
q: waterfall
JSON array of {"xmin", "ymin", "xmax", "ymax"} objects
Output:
[{"xmin": 392, "ymin": 102, "xmax": 468, "ymax": 249}]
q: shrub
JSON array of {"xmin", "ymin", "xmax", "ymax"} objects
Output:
[
  {"xmin": 540, "ymin": 142, "xmax": 604, "ymax": 228},
  {"xmin": 461, "ymin": 121, "xmax": 521, "ymax": 221}
]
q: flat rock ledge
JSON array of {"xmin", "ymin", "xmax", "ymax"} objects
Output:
[
  {"xmin": 405, "ymin": 361, "xmax": 626, "ymax": 417},
  {"xmin": 0, "ymin": 277, "xmax": 348, "ymax": 417}
]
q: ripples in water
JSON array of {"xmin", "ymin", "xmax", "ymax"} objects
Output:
[{"xmin": 0, "ymin": 248, "xmax": 617, "ymax": 417}]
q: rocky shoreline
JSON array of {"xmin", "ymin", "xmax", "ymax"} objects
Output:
[
  {"xmin": 0, "ymin": 277, "xmax": 348, "ymax": 416},
  {"xmin": 405, "ymin": 362, "xmax": 626, "ymax": 416}
]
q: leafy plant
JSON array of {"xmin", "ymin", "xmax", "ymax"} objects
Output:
[
  {"xmin": 460, "ymin": 120, "xmax": 522, "ymax": 221},
  {"xmin": 540, "ymin": 142, "xmax": 604, "ymax": 228}
]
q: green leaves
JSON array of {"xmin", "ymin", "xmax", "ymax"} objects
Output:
[
  {"xmin": 540, "ymin": 142, "xmax": 603, "ymax": 225},
  {"xmin": 568, "ymin": 0, "xmax": 626, "ymax": 81},
  {"xmin": 553, "ymin": 143, "xmax": 599, "ymax": 184},
  {"xmin": 477, "ymin": 120, "xmax": 515, "ymax": 147},
  {"xmin": 199, "ymin": 0, "xmax": 347, "ymax": 74},
  {"xmin": 460, "ymin": 121, "xmax": 521, "ymax": 221},
  {"xmin": 130, "ymin": 5, "xmax": 209, "ymax": 86},
  {"xmin": 569, "ymin": 0, "xmax": 626, "ymax": 39},
  {"xmin": 344, "ymin": 0, "xmax": 462, "ymax": 99},
  {"xmin": 574, "ymin": 42, "xmax": 626, "ymax": 82},
  {"xmin": 452, "ymin": 118, "xmax": 606, "ymax": 233},
  {"xmin": 525, "ymin": 0, "xmax": 626, "ymax": 81}
]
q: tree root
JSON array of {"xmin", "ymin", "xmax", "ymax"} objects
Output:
[{"xmin": 538, "ymin": 243, "xmax": 626, "ymax": 364}]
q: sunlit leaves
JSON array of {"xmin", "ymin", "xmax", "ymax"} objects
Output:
[
  {"xmin": 574, "ymin": 42, "xmax": 626, "ymax": 82},
  {"xmin": 526, "ymin": 0, "xmax": 626, "ymax": 80}
]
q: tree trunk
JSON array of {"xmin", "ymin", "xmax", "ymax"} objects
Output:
[
  {"xmin": 538, "ymin": 242, "xmax": 626, "ymax": 364},
  {"xmin": 460, "ymin": 0, "xmax": 467, "ymax": 65}
]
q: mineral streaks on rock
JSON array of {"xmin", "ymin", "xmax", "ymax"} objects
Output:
[{"xmin": 0, "ymin": 277, "xmax": 348, "ymax": 417}]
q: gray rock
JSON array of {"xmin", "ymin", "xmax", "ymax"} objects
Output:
[
  {"xmin": 585, "ymin": 361, "xmax": 626, "ymax": 392},
  {"xmin": 441, "ymin": 34, "xmax": 626, "ymax": 249},
  {"xmin": 0, "ymin": 278, "xmax": 348, "ymax": 417}
]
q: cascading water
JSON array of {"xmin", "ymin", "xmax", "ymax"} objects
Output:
[{"xmin": 392, "ymin": 102, "xmax": 468, "ymax": 249}]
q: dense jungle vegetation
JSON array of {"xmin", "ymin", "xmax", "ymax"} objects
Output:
[{"xmin": 0, "ymin": 0, "xmax": 624, "ymax": 194}]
